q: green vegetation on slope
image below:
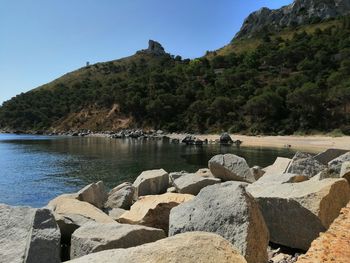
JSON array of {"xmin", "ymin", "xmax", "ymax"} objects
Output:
[{"xmin": 1, "ymin": 16, "xmax": 350, "ymax": 134}]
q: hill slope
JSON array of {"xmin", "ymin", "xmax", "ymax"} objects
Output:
[{"xmin": 1, "ymin": 2, "xmax": 350, "ymax": 135}]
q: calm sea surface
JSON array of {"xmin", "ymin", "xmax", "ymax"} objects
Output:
[{"xmin": 0, "ymin": 134, "xmax": 295, "ymax": 207}]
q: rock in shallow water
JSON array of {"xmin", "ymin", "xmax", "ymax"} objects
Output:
[
  {"xmin": 66, "ymin": 232, "xmax": 248, "ymax": 263},
  {"xmin": 169, "ymin": 182, "xmax": 269, "ymax": 263},
  {"xmin": 70, "ymin": 222, "xmax": 166, "ymax": 259},
  {"xmin": 0, "ymin": 204, "xmax": 61, "ymax": 263}
]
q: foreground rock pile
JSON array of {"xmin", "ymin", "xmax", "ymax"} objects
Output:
[{"xmin": 0, "ymin": 148, "xmax": 349, "ymax": 263}]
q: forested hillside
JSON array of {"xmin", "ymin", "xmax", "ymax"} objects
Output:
[{"xmin": 1, "ymin": 16, "xmax": 350, "ymax": 135}]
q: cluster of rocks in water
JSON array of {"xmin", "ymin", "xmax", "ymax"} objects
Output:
[{"xmin": 1, "ymin": 148, "xmax": 350, "ymax": 263}]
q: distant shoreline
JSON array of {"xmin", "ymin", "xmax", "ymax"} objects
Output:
[
  {"xmin": 166, "ymin": 134, "xmax": 350, "ymax": 153},
  {"xmin": 1, "ymin": 130, "xmax": 349, "ymax": 153}
]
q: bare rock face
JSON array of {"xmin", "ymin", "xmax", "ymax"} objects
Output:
[
  {"xmin": 247, "ymin": 177, "xmax": 350, "ymax": 250},
  {"xmin": 235, "ymin": 0, "xmax": 350, "ymax": 39},
  {"xmin": 66, "ymin": 232, "xmax": 248, "ymax": 263},
  {"xmin": 172, "ymin": 173, "xmax": 221, "ymax": 195},
  {"xmin": 340, "ymin": 161, "xmax": 350, "ymax": 183},
  {"xmin": 118, "ymin": 193, "xmax": 193, "ymax": 232},
  {"xmin": 77, "ymin": 181, "xmax": 107, "ymax": 209},
  {"xmin": 133, "ymin": 169, "xmax": 169, "ymax": 197},
  {"xmin": 297, "ymin": 201, "xmax": 350, "ymax": 263},
  {"xmin": 70, "ymin": 222, "xmax": 166, "ymax": 259},
  {"xmin": 144, "ymin": 40, "xmax": 166, "ymax": 55},
  {"xmin": 0, "ymin": 204, "xmax": 61, "ymax": 263},
  {"xmin": 169, "ymin": 182, "xmax": 269, "ymax": 263},
  {"xmin": 104, "ymin": 182, "xmax": 136, "ymax": 210},
  {"xmin": 208, "ymin": 154, "xmax": 255, "ymax": 183}
]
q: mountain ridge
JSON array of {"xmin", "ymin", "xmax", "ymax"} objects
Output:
[{"xmin": 235, "ymin": 0, "xmax": 350, "ymax": 39}]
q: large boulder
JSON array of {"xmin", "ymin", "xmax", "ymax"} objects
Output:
[
  {"xmin": 263, "ymin": 157, "xmax": 291, "ymax": 177},
  {"xmin": 328, "ymin": 151, "xmax": 350, "ymax": 174},
  {"xmin": 314, "ymin": 148, "xmax": 349, "ymax": 165},
  {"xmin": 77, "ymin": 181, "xmax": 107, "ymax": 209},
  {"xmin": 47, "ymin": 195, "xmax": 115, "ymax": 243},
  {"xmin": 70, "ymin": 222, "xmax": 166, "ymax": 259},
  {"xmin": 208, "ymin": 154, "xmax": 255, "ymax": 183},
  {"xmin": 296, "ymin": 201, "xmax": 350, "ymax": 263},
  {"xmin": 172, "ymin": 173, "xmax": 221, "ymax": 195},
  {"xmin": 247, "ymin": 177, "xmax": 350, "ymax": 250},
  {"xmin": 0, "ymin": 204, "xmax": 61, "ymax": 263},
  {"xmin": 169, "ymin": 182, "xmax": 269, "ymax": 263},
  {"xmin": 104, "ymin": 182, "xmax": 135, "ymax": 210},
  {"xmin": 118, "ymin": 193, "xmax": 193, "ymax": 232},
  {"xmin": 66, "ymin": 232, "xmax": 247, "ymax": 263},
  {"xmin": 287, "ymin": 152, "xmax": 326, "ymax": 178},
  {"xmin": 133, "ymin": 169, "xmax": 169, "ymax": 196}
]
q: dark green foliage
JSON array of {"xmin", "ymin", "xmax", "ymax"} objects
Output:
[{"xmin": 1, "ymin": 16, "xmax": 350, "ymax": 134}]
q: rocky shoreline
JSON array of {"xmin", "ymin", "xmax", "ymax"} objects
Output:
[
  {"xmin": 2, "ymin": 129, "xmax": 350, "ymax": 152},
  {"xmin": 1, "ymin": 148, "xmax": 350, "ymax": 262}
]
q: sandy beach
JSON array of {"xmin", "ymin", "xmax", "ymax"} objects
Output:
[{"xmin": 168, "ymin": 133, "xmax": 350, "ymax": 153}]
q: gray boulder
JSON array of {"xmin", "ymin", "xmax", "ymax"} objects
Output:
[
  {"xmin": 104, "ymin": 182, "xmax": 136, "ymax": 210},
  {"xmin": 77, "ymin": 181, "xmax": 107, "ymax": 209},
  {"xmin": 328, "ymin": 151, "xmax": 350, "ymax": 174},
  {"xmin": 70, "ymin": 222, "xmax": 166, "ymax": 259},
  {"xmin": 314, "ymin": 148, "xmax": 349, "ymax": 165},
  {"xmin": 340, "ymin": 161, "xmax": 350, "ymax": 183},
  {"xmin": 208, "ymin": 154, "xmax": 255, "ymax": 183},
  {"xmin": 287, "ymin": 152, "xmax": 326, "ymax": 178},
  {"xmin": 169, "ymin": 171, "xmax": 189, "ymax": 186},
  {"xmin": 247, "ymin": 177, "xmax": 350, "ymax": 250},
  {"xmin": 133, "ymin": 169, "xmax": 169, "ymax": 196},
  {"xmin": 66, "ymin": 232, "xmax": 248, "ymax": 263},
  {"xmin": 172, "ymin": 173, "xmax": 221, "ymax": 195},
  {"xmin": 169, "ymin": 182, "xmax": 269, "ymax": 263},
  {"xmin": 0, "ymin": 204, "xmax": 61, "ymax": 263}
]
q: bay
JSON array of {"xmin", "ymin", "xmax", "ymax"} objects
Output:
[{"xmin": 0, "ymin": 134, "xmax": 295, "ymax": 207}]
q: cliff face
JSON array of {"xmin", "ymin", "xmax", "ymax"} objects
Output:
[{"xmin": 235, "ymin": 0, "xmax": 350, "ymax": 39}]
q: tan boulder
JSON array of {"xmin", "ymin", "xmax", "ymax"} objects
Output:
[
  {"xmin": 118, "ymin": 193, "xmax": 193, "ymax": 232},
  {"xmin": 297, "ymin": 202, "xmax": 350, "ymax": 263},
  {"xmin": 263, "ymin": 157, "xmax": 291, "ymax": 177},
  {"xmin": 47, "ymin": 195, "xmax": 115, "ymax": 242},
  {"xmin": 70, "ymin": 222, "xmax": 166, "ymax": 259},
  {"xmin": 66, "ymin": 232, "xmax": 248, "ymax": 263},
  {"xmin": 247, "ymin": 177, "xmax": 350, "ymax": 250}
]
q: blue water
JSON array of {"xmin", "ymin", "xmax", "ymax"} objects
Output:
[{"xmin": 0, "ymin": 134, "xmax": 295, "ymax": 207}]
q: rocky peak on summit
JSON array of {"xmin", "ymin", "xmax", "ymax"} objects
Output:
[
  {"xmin": 235, "ymin": 0, "xmax": 350, "ymax": 39},
  {"xmin": 138, "ymin": 40, "xmax": 166, "ymax": 56}
]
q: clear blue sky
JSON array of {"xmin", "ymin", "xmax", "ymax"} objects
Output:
[{"xmin": 0, "ymin": 0, "xmax": 292, "ymax": 105}]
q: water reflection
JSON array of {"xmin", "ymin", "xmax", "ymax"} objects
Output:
[{"xmin": 0, "ymin": 134, "xmax": 295, "ymax": 207}]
